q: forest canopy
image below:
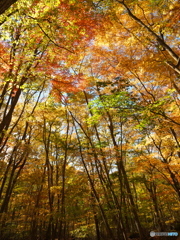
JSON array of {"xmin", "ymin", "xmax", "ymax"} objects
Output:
[{"xmin": 0, "ymin": 0, "xmax": 180, "ymax": 240}]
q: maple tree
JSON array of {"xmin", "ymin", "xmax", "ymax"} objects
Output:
[{"xmin": 0, "ymin": 0, "xmax": 180, "ymax": 240}]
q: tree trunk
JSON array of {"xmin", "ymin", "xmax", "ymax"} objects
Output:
[{"xmin": 0, "ymin": 0, "xmax": 18, "ymax": 14}]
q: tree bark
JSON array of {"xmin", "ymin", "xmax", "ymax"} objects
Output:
[
  {"xmin": 0, "ymin": 0, "xmax": 18, "ymax": 14},
  {"xmin": 71, "ymin": 114, "xmax": 116, "ymax": 240}
]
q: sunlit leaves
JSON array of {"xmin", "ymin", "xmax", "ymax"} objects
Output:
[{"xmin": 0, "ymin": 0, "xmax": 180, "ymax": 238}]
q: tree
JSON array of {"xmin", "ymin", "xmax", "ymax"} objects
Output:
[
  {"xmin": 0, "ymin": 0, "xmax": 18, "ymax": 14},
  {"xmin": 0, "ymin": 0, "xmax": 180, "ymax": 239}
]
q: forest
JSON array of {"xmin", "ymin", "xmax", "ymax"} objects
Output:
[{"xmin": 0, "ymin": 0, "xmax": 180, "ymax": 240}]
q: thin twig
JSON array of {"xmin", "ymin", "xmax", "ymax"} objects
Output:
[{"xmin": 37, "ymin": 23, "xmax": 74, "ymax": 53}]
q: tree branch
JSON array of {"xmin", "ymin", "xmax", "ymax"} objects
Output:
[
  {"xmin": 37, "ymin": 23, "xmax": 74, "ymax": 53},
  {"xmin": 116, "ymin": 0, "xmax": 179, "ymax": 63}
]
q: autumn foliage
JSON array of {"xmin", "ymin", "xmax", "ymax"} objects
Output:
[{"xmin": 0, "ymin": 0, "xmax": 180, "ymax": 240}]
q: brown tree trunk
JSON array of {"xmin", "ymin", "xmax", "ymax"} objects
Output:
[
  {"xmin": 0, "ymin": 0, "xmax": 18, "ymax": 14},
  {"xmin": 71, "ymin": 114, "xmax": 116, "ymax": 240},
  {"xmin": 59, "ymin": 110, "xmax": 70, "ymax": 240}
]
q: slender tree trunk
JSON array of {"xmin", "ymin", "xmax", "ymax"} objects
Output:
[
  {"xmin": 105, "ymin": 111, "xmax": 145, "ymax": 239},
  {"xmin": 71, "ymin": 114, "xmax": 116, "ymax": 240},
  {"xmin": 144, "ymin": 179, "xmax": 164, "ymax": 231},
  {"xmin": 84, "ymin": 91, "xmax": 128, "ymax": 240},
  {"xmin": 0, "ymin": 141, "xmax": 29, "ymax": 213},
  {"xmin": 59, "ymin": 110, "xmax": 70, "ymax": 240}
]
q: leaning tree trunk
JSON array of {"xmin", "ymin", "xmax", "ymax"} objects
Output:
[{"xmin": 0, "ymin": 0, "xmax": 18, "ymax": 14}]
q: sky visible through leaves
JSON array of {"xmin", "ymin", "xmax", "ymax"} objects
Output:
[{"xmin": 0, "ymin": 1, "xmax": 180, "ymax": 240}]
